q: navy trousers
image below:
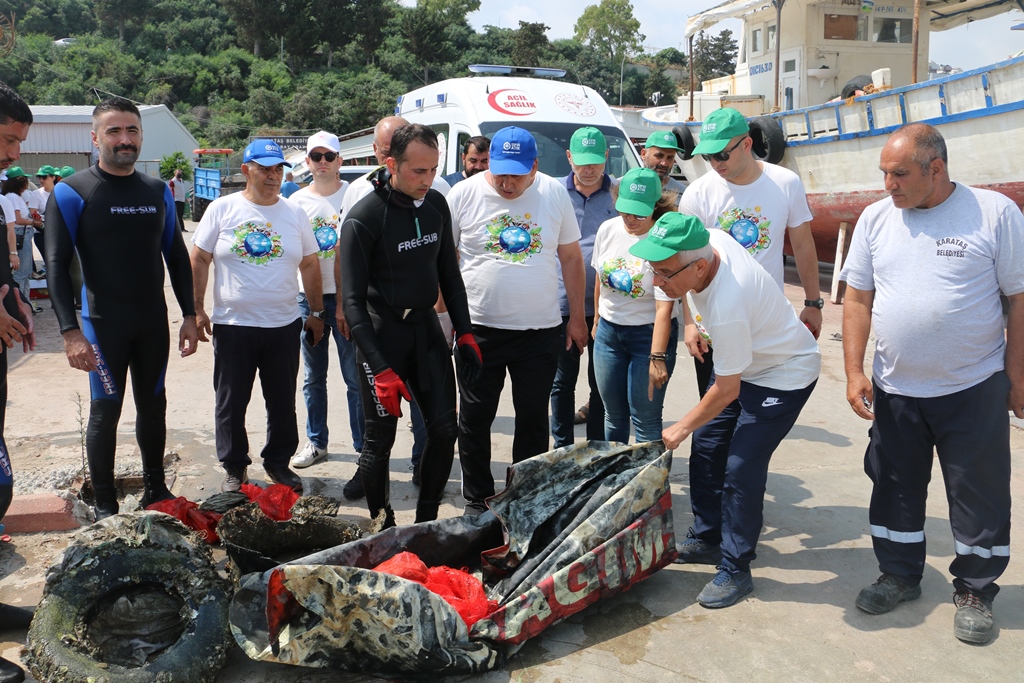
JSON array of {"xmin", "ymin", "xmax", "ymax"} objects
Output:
[
  {"xmin": 865, "ymin": 371, "xmax": 1011, "ymax": 599},
  {"xmin": 690, "ymin": 378, "xmax": 817, "ymax": 572}
]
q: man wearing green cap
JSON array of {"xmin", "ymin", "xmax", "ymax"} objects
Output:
[
  {"xmin": 629, "ymin": 211, "xmax": 819, "ymax": 608},
  {"xmin": 549, "ymin": 126, "xmax": 615, "ymax": 447},
  {"xmin": 641, "ymin": 130, "xmax": 687, "ymax": 202},
  {"xmin": 681, "ymin": 106, "xmax": 821, "ymax": 399}
]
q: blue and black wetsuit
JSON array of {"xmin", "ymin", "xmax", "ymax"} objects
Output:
[
  {"xmin": 44, "ymin": 166, "xmax": 194, "ymax": 510},
  {"xmin": 0, "ymin": 251, "xmax": 22, "ymax": 524}
]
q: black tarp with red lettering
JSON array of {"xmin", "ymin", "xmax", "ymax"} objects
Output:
[{"xmin": 228, "ymin": 441, "xmax": 677, "ymax": 674}]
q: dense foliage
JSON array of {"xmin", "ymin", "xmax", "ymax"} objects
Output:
[{"xmin": 0, "ymin": 0, "xmax": 735, "ymax": 150}]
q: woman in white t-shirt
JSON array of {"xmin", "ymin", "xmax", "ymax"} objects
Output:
[
  {"xmin": 591, "ymin": 168, "xmax": 679, "ymax": 443},
  {"xmin": 2, "ymin": 168, "xmax": 41, "ymax": 306}
]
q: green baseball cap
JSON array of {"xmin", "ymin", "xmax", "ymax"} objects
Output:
[
  {"xmin": 628, "ymin": 212, "xmax": 709, "ymax": 262},
  {"xmin": 644, "ymin": 130, "xmax": 681, "ymax": 151},
  {"xmin": 569, "ymin": 127, "xmax": 607, "ymax": 165},
  {"xmin": 36, "ymin": 165, "xmax": 58, "ymax": 177},
  {"xmin": 615, "ymin": 168, "xmax": 662, "ymax": 217},
  {"xmin": 692, "ymin": 108, "xmax": 750, "ymax": 155},
  {"xmin": 58, "ymin": 166, "xmax": 76, "ymax": 178},
  {"xmin": 4, "ymin": 166, "xmax": 26, "ymax": 179}
]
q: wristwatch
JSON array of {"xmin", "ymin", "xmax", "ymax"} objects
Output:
[
  {"xmin": 310, "ymin": 310, "xmax": 327, "ymax": 321},
  {"xmin": 804, "ymin": 298, "xmax": 825, "ymax": 309}
]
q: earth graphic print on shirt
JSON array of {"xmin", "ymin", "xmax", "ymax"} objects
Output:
[
  {"xmin": 485, "ymin": 212, "xmax": 542, "ymax": 263},
  {"xmin": 230, "ymin": 220, "xmax": 284, "ymax": 265},
  {"xmin": 716, "ymin": 206, "xmax": 771, "ymax": 256},
  {"xmin": 600, "ymin": 257, "xmax": 646, "ymax": 299},
  {"xmin": 310, "ymin": 214, "xmax": 339, "ymax": 258}
]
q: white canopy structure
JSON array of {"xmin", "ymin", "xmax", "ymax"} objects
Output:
[{"xmin": 686, "ymin": 0, "xmax": 1024, "ymax": 38}]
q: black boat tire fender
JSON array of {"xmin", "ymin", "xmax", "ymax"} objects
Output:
[{"xmin": 748, "ymin": 116, "xmax": 786, "ymax": 164}]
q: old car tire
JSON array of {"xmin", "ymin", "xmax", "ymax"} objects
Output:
[
  {"xmin": 672, "ymin": 125, "xmax": 696, "ymax": 160},
  {"xmin": 26, "ymin": 538, "xmax": 233, "ymax": 683},
  {"xmin": 748, "ymin": 116, "xmax": 786, "ymax": 164}
]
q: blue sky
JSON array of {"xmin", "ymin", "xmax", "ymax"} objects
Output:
[{"xmin": 455, "ymin": 0, "xmax": 1023, "ymax": 71}]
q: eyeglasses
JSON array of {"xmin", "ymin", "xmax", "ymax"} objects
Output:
[
  {"xmin": 309, "ymin": 151, "xmax": 338, "ymax": 163},
  {"xmin": 656, "ymin": 257, "xmax": 702, "ymax": 280},
  {"xmin": 701, "ymin": 136, "xmax": 747, "ymax": 163}
]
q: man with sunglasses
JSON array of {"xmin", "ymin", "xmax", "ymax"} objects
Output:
[
  {"xmin": 190, "ymin": 139, "xmax": 325, "ymax": 495},
  {"xmin": 288, "ymin": 131, "xmax": 363, "ymax": 472},
  {"xmin": 630, "ymin": 212, "xmax": 819, "ymax": 608},
  {"xmin": 680, "ymin": 107, "xmax": 821, "ymax": 402}
]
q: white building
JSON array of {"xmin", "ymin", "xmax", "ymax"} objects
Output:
[{"xmin": 20, "ymin": 104, "xmax": 199, "ymax": 178}]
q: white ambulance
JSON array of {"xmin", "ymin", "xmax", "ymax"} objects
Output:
[{"xmin": 337, "ymin": 65, "xmax": 642, "ymax": 179}]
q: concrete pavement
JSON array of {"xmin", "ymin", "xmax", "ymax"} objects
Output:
[{"xmin": 1, "ymin": 256, "xmax": 1022, "ymax": 682}]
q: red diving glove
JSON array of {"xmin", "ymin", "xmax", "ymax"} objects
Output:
[
  {"xmin": 456, "ymin": 333, "xmax": 483, "ymax": 385},
  {"xmin": 373, "ymin": 368, "xmax": 412, "ymax": 417}
]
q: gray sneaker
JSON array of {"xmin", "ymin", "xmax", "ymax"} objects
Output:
[
  {"xmin": 673, "ymin": 527, "xmax": 723, "ymax": 565},
  {"xmin": 953, "ymin": 589, "xmax": 994, "ymax": 644},
  {"xmin": 221, "ymin": 466, "xmax": 249, "ymax": 493},
  {"xmin": 697, "ymin": 566, "xmax": 753, "ymax": 608},
  {"xmin": 855, "ymin": 573, "xmax": 922, "ymax": 614},
  {"xmin": 292, "ymin": 442, "xmax": 328, "ymax": 469}
]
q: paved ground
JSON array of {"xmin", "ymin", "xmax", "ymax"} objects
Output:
[{"xmin": 2, "ymin": 238, "xmax": 1023, "ymax": 682}]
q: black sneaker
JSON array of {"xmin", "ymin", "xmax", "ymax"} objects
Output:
[
  {"xmin": 411, "ymin": 462, "xmax": 422, "ymax": 487},
  {"xmin": 673, "ymin": 527, "xmax": 723, "ymax": 565},
  {"xmin": 855, "ymin": 573, "xmax": 922, "ymax": 614},
  {"xmin": 697, "ymin": 566, "xmax": 753, "ymax": 608},
  {"xmin": 265, "ymin": 465, "xmax": 303, "ymax": 493},
  {"xmin": 221, "ymin": 466, "xmax": 249, "ymax": 493},
  {"xmin": 0, "ymin": 655, "xmax": 25, "ymax": 683},
  {"xmin": 343, "ymin": 474, "xmax": 365, "ymax": 500},
  {"xmin": 953, "ymin": 589, "xmax": 994, "ymax": 644},
  {"xmin": 463, "ymin": 500, "xmax": 488, "ymax": 516},
  {"xmin": 0, "ymin": 603, "xmax": 34, "ymax": 629}
]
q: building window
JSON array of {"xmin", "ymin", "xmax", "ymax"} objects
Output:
[
  {"xmin": 874, "ymin": 18, "xmax": 913, "ymax": 43},
  {"xmin": 767, "ymin": 24, "xmax": 777, "ymax": 50},
  {"xmin": 824, "ymin": 13, "xmax": 867, "ymax": 41},
  {"xmin": 751, "ymin": 27, "xmax": 762, "ymax": 54},
  {"xmin": 784, "ymin": 59, "xmax": 796, "ymax": 73}
]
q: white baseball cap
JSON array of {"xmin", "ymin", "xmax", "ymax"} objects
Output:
[{"xmin": 307, "ymin": 130, "xmax": 341, "ymax": 154}]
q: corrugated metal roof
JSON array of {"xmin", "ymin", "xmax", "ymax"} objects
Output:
[{"xmin": 22, "ymin": 104, "xmax": 199, "ymax": 158}]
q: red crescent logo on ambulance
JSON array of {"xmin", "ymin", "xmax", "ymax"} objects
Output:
[{"xmin": 487, "ymin": 89, "xmax": 537, "ymax": 116}]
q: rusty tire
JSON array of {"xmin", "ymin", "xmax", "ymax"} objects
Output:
[{"xmin": 25, "ymin": 538, "xmax": 233, "ymax": 683}]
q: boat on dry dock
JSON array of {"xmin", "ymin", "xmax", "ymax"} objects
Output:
[{"xmin": 638, "ymin": 0, "xmax": 1024, "ymax": 263}]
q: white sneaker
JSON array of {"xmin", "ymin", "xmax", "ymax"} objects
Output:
[{"xmin": 292, "ymin": 442, "xmax": 328, "ymax": 468}]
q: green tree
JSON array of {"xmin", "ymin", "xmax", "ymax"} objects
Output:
[
  {"xmin": 511, "ymin": 21, "xmax": 550, "ymax": 67},
  {"xmin": 573, "ymin": 0, "xmax": 644, "ymax": 61},
  {"xmin": 655, "ymin": 47, "xmax": 687, "ymax": 69},
  {"xmin": 643, "ymin": 57, "xmax": 677, "ymax": 105},
  {"xmin": 400, "ymin": 0, "xmax": 480, "ymax": 84},
  {"xmin": 20, "ymin": 0, "xmax": 97, "ymax": 38},
  {"xmin": 160, "ymin": 151, "xmax": 193, "ymax": 181},
  {"xmin": 94, "ymin": 0, "xmax": 154, "ymax": 42},
  {"xmin": 691, "ymin": 29, "xmax": 738, "ymax": 86}
]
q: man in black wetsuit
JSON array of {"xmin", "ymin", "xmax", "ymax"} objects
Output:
[
  {"xmin": 340, "ymin": 123, "xmax": 481, "ymax": 526},
  {"xmin": 45, "ymin": 98, "xmax": 198, "ymax": 520},
  {"xmin": 0, "ymin": 79, "xmax": 36, "ymax": 683}
]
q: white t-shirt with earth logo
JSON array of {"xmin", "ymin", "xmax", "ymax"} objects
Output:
[
  {"xmin": 193, "ymin": 193, "xmax": 318, "ymax": 327},
  {"xmin": 448, "ymin": 171, "xmax": 581, "ymax": 330},
  {"xmin": 680, "ymin": 162, "xmax": 812, "ymax": 290},
  {"xmin": 591, "ymin": 216, "xmax": 674, "ymax": 327},
  {"xmin": 290, "ymin": 183, "xmax": 348, "ymax": 295}
]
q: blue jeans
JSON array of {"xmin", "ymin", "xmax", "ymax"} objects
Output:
[
  {"xmin": 298, "ymin": 294, "xmax": 363, "ymax": 452},
  {"xmin": 593, "ymin": 317, "xmax": 678, "ymax": 444},
  {"xmin": 550, "ymin": 315, "xmax": 604, "ymax": 448}
]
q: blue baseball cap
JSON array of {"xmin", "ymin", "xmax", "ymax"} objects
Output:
[
  {"xmin": 243, "ymin": 139, "xmax": 291, "ymax": 167},
  {"xmin": 489, "ymin": 126, "xmax": 537, "ymax": 175}
]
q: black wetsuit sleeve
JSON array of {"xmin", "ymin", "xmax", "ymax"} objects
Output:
[
  {"xmin": 160, "ymin": 185, "xmax": 195, "ymax": 317},
  {"xmin": 427, "ymin": 194, "xmax": 472, "ymax": 336},
  {"xmin": 339, "ymin": 214, "xmax": 391, "ymax": 374},
  {"xmin": 44, "ymin": 183, "xmax": 82, "ymax": 333}
]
